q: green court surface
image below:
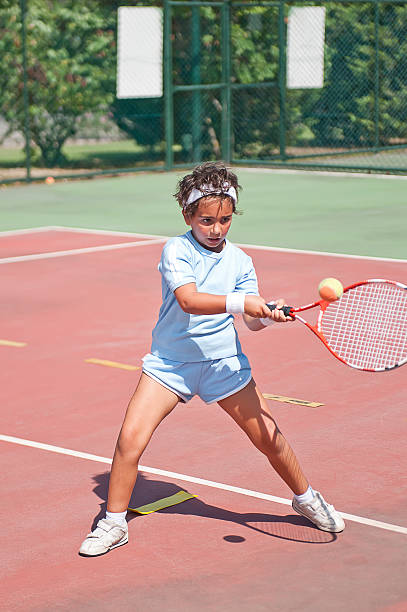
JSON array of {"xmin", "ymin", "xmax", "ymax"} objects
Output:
[{"xmin": 1, "ymin": 168, "xmax": 406, "ymax": 259}]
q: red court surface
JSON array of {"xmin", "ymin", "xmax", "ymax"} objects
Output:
[{"xmin": 1, "ymin": 228, "xmax": 406, "ymax": 611}]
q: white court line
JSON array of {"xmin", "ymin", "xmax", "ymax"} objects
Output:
[
  {"xmin": 50, "ymin": 225, "xmax": 167, "ymax": 239},
  {"xmin": 1, "ymin": 225, "xmax": 406, "ymax": 264},
  {"xmin": 0, "ymin": 225, "xmax": 166, "ymax": 240},
  {"xmin": 0, "ymin": 226, "xmax": 60, "ymax": 236},
  {"xmin": 240, "ymin": 166, "xmax": 407, "ymax": 181},
  {"xmin": 235, "ymin": 242, "xmax": 407, "ymax": 264},
  {"xmin": 1, "ymin": 433, "xmax": 406, "ymax": 536},
  {"xmin": 0, "ymin": 237, "xmax": 167, "ymax": 264},
  {"xmin": 50, "ymin": 226, "xmax": 407, "ymax": 262}
]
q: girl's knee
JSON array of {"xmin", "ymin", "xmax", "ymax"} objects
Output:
[{"xmin": 116, "ymin": 425, "xmax": 147, "ymax": 459}]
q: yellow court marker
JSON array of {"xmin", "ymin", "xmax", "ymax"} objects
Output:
[
  {"xmin": 263, "ymin": 393, "xmax": 323, "ymax": 408},
  {"xmin": 84, "ymin": 359, "xmax": 321, "ymax": 406},
  {"xmin": 128, "ymin": 490, "xmax": 197, "ymax": 515},
  {"xmin": 85, "ymin": 358, "xmax": 140, "ymax": 371},
  {"xmin": 0, "ymin": 339, "xmax": 27, "ymax": 347}
]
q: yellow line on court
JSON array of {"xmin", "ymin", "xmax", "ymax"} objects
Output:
[
  {"xmin": 85, "ymin": 358, "xmax": 141, "ymax": 371},
  {"xmin": 263, "ymin": 394, "xmax": 323, "ymax": 408},
  {"xmin": 85, "ymin": 360, "xmax": 320, "ymax": 404},
  {"xmin": 128, "ymin": 491, "xmax": 197, "ymax": 515},
  {"xmin": 0, "ymin": 339, "xmax": 27, "ymax": 347}
]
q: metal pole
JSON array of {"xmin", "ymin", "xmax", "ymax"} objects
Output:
[
  {"xmin": 20, "ymin": 0, "xmax": 31, "ymax": 182},
  {"xmin": 278, "ymin": 0, "xmax": 286, "ymax": 160},
  {"xmin": 373, "ymin": 0, "xmax": 380, "ymax": 150},
  {"xmin": 164, "ymin": 0, "xmax": 174, "ymax": 170},
  {"xmin": 191, "ymin": 2, "xmax": 202, "ymax": 162},
  {"xmin": 221, "ymin": 0, "xmax": 231, "ymax": 162}
]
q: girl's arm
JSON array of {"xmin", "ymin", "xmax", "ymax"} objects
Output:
[{"xmin": 175, "ymin": 283, "xmax": 289, "ymax": 323}]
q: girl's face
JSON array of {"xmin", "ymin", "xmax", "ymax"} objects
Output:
[{"xmin": 183, "ymin": 196, "xmax": 234, "ymax": 252}]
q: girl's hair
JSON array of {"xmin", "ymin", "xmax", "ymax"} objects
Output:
[{"xmin": 174, "ymin": 161, "xmax": 242, "ymax": 216}]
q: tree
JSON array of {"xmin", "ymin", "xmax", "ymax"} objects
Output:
[
  {"xmin": 170, "ymin": 2, "xmax": 407, "ymax": 160},
  {"xmin": 283, "ymin": 3, "xmax": 407, "ymax": 151},
  {"xmin": 0, "ymin": 0, "xmax": 116, "ymax": 166}
]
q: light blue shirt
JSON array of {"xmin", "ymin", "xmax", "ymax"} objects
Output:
[{"xmin": 150, "ymin": 231, "xmax": 259, "ymax": 361}]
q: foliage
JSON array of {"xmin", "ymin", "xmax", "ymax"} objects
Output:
[
  {"xmin": 0, "ymin": 0, "xmax": 116, "ymax": 166},
  {"xmin": 1, "ymin": 0, "xmax": 407, "ymax": 168},
  {"xmin": 294, "ymin": 3, "xmax": 407, "ymax": 149},
  {"xmin": 110, "ymin": 98, "xmax": 163, "ymax": 149},
  {"xmin": 171, "ymin": 1, "xmax": 407, "ymax": 160}
]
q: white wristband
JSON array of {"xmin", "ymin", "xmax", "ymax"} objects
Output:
[{"xmin": 226, "ymin": 292, "xmax": 245, "ymax": 314}]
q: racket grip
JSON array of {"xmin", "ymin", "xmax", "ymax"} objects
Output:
[{"xmin": 267, "ymin": 304, "xmax": 293, "ymax": 317}]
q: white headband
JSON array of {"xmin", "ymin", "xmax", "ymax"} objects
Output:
[{"xmin": 185, "ymin": 183, "xmax": 237, "ymax": 207}]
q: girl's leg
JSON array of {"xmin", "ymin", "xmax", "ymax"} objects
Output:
[
  {"xmin": 107, "ymin": 372, "xmax": 180, "ymax": 512},
  {"xmin": 218, "ymin": 378, "xmax": 308, "ymax": 495}
]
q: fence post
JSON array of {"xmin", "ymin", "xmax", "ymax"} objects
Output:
[
  {"xmin": 374, "ymin": 0, "xmax": 380, "ymax": 150},
  {"xmin": 20, "ymin": 0, "xmax": 31, "ymax": 182},
  {"xmin": 164, "ymin": 0, "xmax": 174, "ymax": 170},
  {"xmin": 191, "ymin": 1, "xmax": 202, "ymax": 162},
  {"xmin": 278, "ymin": 0, "xmax": 287, "ymax": 160},
  {"xmin": 221, "ymin": 0, "xmax": 231, "ymax": 163}
]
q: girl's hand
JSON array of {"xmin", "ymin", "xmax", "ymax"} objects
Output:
[
  {"xmin": 244, "ymin": 295, "xmax": 275, "ymax": 318},
  {"xmin": 242, "ymin": 297, "xmax": 290, "ymax": 331},
  {"xmin": 268, "ymin": 298, "xmax": 290, "ymax": 322}
]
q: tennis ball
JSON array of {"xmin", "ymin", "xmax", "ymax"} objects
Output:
[
  {"xmin": 318, "ymin": 277, "xmax": 343, "ymax": 302},
  {"xmin": 45, "ymin": 176, "xmax": 55, "ymax": 184}
]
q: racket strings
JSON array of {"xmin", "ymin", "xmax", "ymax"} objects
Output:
[
  {"xmin": 361, "ymin": 284, "xmax": 404, "ymax": 367},
  {"xmin": 328, "ymin": 284, "xmax": 406, "ymax": 369},
  {"xmin": 320, "ymin": 282, "xmax": 407, "ymax": 370},
  {"xmin": 346, "ymin": 284, "xmax": 406, "ymax": 369}
]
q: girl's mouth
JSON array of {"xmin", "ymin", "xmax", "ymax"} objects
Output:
[{"xmin": 205, "ymin": 236, "xmax": 224, "ymax": 250}]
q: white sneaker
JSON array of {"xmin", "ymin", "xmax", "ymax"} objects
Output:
[
  {"xmin": 79, "ymin": 518, "xmax": 128, "ymax": 557},
  {"xmin": 292, "ymin": 491, "xmax": 345, "ymax": 533}
]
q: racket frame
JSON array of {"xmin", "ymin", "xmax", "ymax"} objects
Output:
[{"xmin": 269, "ymin": 279, "xmax": 407, "ymax": 372}]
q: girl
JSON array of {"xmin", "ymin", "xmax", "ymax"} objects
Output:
[{"xmin": 79, "ymin": 162, "xmax": 344, "ymax": 556}]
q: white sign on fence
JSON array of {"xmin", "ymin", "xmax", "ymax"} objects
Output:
[
  {"xmin": 117, "ymin": 7, "xmax": 163, "ymax": 99},
  {"xmin": 287, "ymin": 6, "xmax": 326, "ymax": 89}
]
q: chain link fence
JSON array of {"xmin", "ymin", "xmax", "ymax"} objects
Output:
[{"xmin": 1, "ymin": 0, "xmax": 407, "ymax": 184}]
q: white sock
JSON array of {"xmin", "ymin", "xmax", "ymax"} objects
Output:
[
  {"xmin": 294, "ymin": 485, "xmax": 315, "ymax": 505},
  {"xmin": 106, "ymin": 510, "xmax": 128, "ymax": 526}
]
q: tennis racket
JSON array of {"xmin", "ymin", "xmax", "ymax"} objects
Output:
[{"xmin": 268, "ymin": 279, "xmax": 407, "ymax": 372}]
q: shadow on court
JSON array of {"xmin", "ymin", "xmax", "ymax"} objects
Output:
[{"xmin": 90, "ymin": 472, "xmax": 337, "ymax": 546}]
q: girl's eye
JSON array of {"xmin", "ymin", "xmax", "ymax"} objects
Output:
[{"xmin": 221, "ymin": 217, "xmax": 232, "ymax": 223}]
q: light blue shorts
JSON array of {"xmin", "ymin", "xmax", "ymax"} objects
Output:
[{"xmin": 142, "ymin": 353, "xmax": 252, "ymax": 404}]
